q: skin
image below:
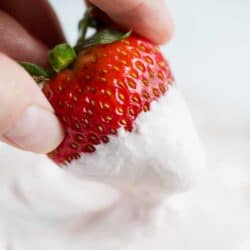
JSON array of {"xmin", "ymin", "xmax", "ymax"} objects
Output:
[{"xmin": 0, "ymin": 0, "xmax": 174, "ymax": 154}]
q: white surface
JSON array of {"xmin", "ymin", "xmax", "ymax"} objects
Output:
[{"xmin": 0, "ymin": 0, "xmax": 250, "ymax": 249}]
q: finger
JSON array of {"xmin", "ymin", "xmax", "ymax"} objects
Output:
[
  {"xmin": 0, "ymin": 53, "xmax": 64, "ymax": 153},
  {"xmin": 0, "ymin": 0, "xmax": 65, "ymax": 48},
  {"xmin": 0, "ymin": 10, "xmax": 49, "ymax": 65},
  {"xmin": 88, "ymin": 0, "xmax": 174, "ymax": 44}
]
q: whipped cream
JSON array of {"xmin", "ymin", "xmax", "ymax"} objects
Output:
[
  {"xmin": 68, "ymin": 86, "xmax": 206, "ymax": 195},
  {"xmin": 0, "ymin": 85, "xmax": 250, "ymax": 250}
]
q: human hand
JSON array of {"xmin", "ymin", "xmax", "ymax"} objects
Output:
[
  {"xmin": 87, "ymin": 0, "xmax": 174, "ymax": 44},
  {"xmin": 0, "ymin": 0, "xmax": 64, "ymax": 153},
  {"xmin": 0, "ymin": 0, "xmax": 174, "ymax": 154}
]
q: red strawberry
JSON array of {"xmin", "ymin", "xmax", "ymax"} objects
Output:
[{"xmin": 20, "ymin": 8, "xmax": 174, "ymax": 165}]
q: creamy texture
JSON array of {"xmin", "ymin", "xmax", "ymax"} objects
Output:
[
  {"xmin": 0, "ymin": 84, "xmax": 249, "ymax": 250},
  {"xmin": 0, "ymin": 86, "xmax": 207, "ymax": 250},
  {"xmin": 69, "ymin": 86, "xmax": 206, "ymax": 195}
]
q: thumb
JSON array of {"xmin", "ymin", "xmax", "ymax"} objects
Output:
[{"xmin": 0, "ymin": 53, "xmax": 64, "ymax": 153}]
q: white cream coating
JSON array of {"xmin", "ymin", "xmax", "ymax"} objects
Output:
[
  {"xmin": 68, "ymin": 86, "xmax": 206, "ymax": 194},
  {"xmin": 0, "ymin": 85, "xmax": 250, "ymax": 250},
  {"xmin": 0, "ymin": 86, "xmax": 207, "ymax": 249}
]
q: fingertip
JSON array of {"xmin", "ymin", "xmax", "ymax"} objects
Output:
[
  {"xmin": 154, "ymin": 17, "xmax": 175, "ymax": 44},
  {"xmin": 138, "ymin": 0, "xmax": 175, "ymax": 44},
  {"xmin": 89, "ymin": 0, "xmax": 175, "ymax": 45},
  {"xmin": 0, "ymin": 54, "xmax": 64, "ymax": 154},
  {"xmin": 3, "ymin": 106, "xmax": 64, "ymax": 154}
]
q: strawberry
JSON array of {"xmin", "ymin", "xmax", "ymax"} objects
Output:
[{"xmin": 20, "ymin": 7, "xmax": 174, "ymax": 165}]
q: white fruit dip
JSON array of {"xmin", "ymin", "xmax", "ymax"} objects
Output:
[
  {"xmin": 0, "ymin": 83, "xmax": 249, "ymax": 250},
  {"xmin": 68, "ymin": 86, "xmax": 206, "ymax": 197}
]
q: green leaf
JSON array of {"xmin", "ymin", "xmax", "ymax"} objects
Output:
[
  {"xmin": 19, "ymin": 62, "xmax": 50, "ymax": 78},
  {"xmin": 75, "ymin": 29, "xmax": 132, "ymax": 52},
  {"xmin": 49, "ymin": 43, "xmax": 76, "ymax": 72}
]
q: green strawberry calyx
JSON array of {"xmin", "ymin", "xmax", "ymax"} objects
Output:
[{"xmin": 20, "ymin": 7, "xmax": 131, "ymax": 79}]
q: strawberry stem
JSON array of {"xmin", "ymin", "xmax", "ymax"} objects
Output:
[
  {"xmin": 49, "ymin": 43, "xmax": 76, "ymax": 72},
  {"xmin": 77, "ymin": 7, "xmax": 96, "ymax": 45},
  {"xmin": 75, "ymin": 29, "xmax": 131, "ymax": 52},
  {"xmin": 20, "ymin": 7, "xmax": 132, "ymax": 78},
  {"xmin": 75, "ymin": 7, "xmax": 132, "ymax": 52}
]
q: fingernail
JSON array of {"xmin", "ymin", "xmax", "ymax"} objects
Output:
[{"xmin": 4, "ymin": 106, "xmax": 64, "ymax": 153}]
